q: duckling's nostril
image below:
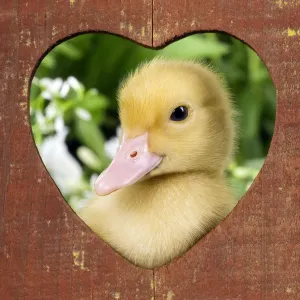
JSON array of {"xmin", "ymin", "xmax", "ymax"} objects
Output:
[{"xmin": 130, "ymin": 151, "xmax": 138, "ymax": 158}]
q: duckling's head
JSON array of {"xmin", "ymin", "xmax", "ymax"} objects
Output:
[{"xmin": 95, "ymin": 58, "xmax": 236, "ymax": 195}]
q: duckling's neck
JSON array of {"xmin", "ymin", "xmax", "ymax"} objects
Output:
[
  {"xmin": 115, "ymin": 170, "xmax": 226, "ymax": 211},
  {"xmin": 132, "ymin": 170, "xmax": 222, "ymax": 192},
  {"xmin": 79, "ymin": 170, "xmax": 235, "ymax": 269}
]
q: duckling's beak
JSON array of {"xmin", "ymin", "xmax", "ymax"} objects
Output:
[{"xmin": 94, "ymin": 132, "xmax": 163, "ymax": 196}]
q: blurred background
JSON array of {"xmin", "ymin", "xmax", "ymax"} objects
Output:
[{"xmin": 30, "ymin": 32, "xmax": 276, "ymax": 211}]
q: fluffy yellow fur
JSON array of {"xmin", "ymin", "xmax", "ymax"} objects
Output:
[{"xmin": 78, "ymin": 58, "xmax": 237, "ymax": 269}]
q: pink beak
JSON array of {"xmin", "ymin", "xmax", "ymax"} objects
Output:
[{"xmin": 94, "ymin": 132, "xmax": 163, "ymax": 196}]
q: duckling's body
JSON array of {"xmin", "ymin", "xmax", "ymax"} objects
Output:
[
  {"xmin": 80, "ymin": 172, "xmax": 235, "ymax": 268},
  {"xmin": 78, "ymin": 58, "xmax": 237, "ymax": 269}
]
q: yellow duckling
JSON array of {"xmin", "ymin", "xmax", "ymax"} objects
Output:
[{"xmin": 78, "ymin": 58, "xmax": 237, "ymax": 269}]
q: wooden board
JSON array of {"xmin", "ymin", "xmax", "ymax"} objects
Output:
[
  {"xmin": 0, "ymin": 1, "xmax": 154, "ymax": 300},
  {"xmin": 0, "ymin": 0, "xmax": 300, "ymax": 299},
  {"xmin": 153, "ymin": 0, "xmax": 300, "ymax": 299}
]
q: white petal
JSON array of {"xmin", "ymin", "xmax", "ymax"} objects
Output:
[
  {"xmin": 40, "ymin": 78, "xmax": 53, "ymax": 89},
  {"xmin": 54, "ymin": 116, "xmax": 68, "ymax": 140},
  {"xmin": 104, "ymin": 136, "xmax": 120, "ymax": 159},
  {"xmin": 116, "ymin": 126, "xmax": 122, "ymax": 138},
  {"xmin": 67, "ymin": 76, "xmax": 82, "ymax": 91},
  {"xmin": 60, "ymin": 82, "xmax": 70, "ymax": 98},
  {"xmin": 41, "ymin": 90, "xmax": 52, "ymax": 100},
  {"xmin": 39, "ymin": 135, "xmax": 82, "ymax": 195},
  {"xmin": 36, "ymin": 111, "xmax": 46, "ymax": 125},
  {"xmin": 51, "ymin": 78, "xmax": 63, "ymax": 94},
  {"xmin": 45, "ymin": 103, "xmax": 57, "ymax": 119}
]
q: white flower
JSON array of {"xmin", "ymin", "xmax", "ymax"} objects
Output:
[
  {"xmin": 54, "ymin": 116, "xmax": 67, "ymax": 137},
  {"xmin": 45, "ymin": 102, "xmax": 58, "ymax": 119},
  {"xmin": 39, "ymin": 117, "xmax": 83, "ymax": 195},
  {"xmin": 60, "ymin": 81, "xmax": 70, "ymax": 98},
  {"xmin": 104, "ymin": 137, "xmax": 119, "ymax": 159},
  {"xmin": 104, "ymin": 126, "xmax": 121, "ymax": 159},
  {"xmin": 34, "ymin": 76, "xmax": 84, "ymax": 102},
  {"xmin": 40, "ymin": 78, "xmax": 64, "ymax": 100},
  {"xmin": 116, "ymin": 126, "xmax": 122, "ymax": 137},
  {"xmin": 35, "ymin": 111, "xmax": 47, "ymax": 130},
  {"xmin": 67, "ymin": 76, "xmax": 83, "ymax": 91},
  {"xmin": 38, "ymin": 76, "xmax": 83, "ymax": 100}
]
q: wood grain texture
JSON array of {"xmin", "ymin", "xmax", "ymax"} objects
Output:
[
  {"xmin": 0, "ymin": 1, "xmax": 153, "ymax": 300},
  {"xmin": 1, "ymin": 0, "xmax": 300, "ymax": 299},
  {"xmin": 153, "ymin": 0, "xmax": 300, "ymax": 299}
]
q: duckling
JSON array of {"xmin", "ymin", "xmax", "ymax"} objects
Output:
[{"xmin": 78, "ymin": 58, "xmax": 237, "ymax": 269}]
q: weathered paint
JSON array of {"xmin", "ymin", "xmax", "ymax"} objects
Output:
[
  {"xmin": 0, "ymin": 0, "xmax": 300, "ymax": 299},
  {"xmin": 0, "ymin": 1, "xmax": 154, "ymax": 299},
  {"xmin": 166, "ymin": 291, "xmax": 175, "ymax": 300},
  {"xmin": 275, "ymin": 0, "xmax": 300, "ymax": 8},
  {"xmin": 287, "ymin": 27, "xmax": 300, "ymax": 36},
  {"xmin": 153, "ymin": 0, "xmax": 300, "ymax": 299},
  {"xmin": 73, "ymin": 250, "xmax": 89, "ymax": 271}
]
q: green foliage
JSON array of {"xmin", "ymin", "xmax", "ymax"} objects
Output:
[{"xmin": 30, "ymin": 32, "xmax": 276, "ymax": 205}]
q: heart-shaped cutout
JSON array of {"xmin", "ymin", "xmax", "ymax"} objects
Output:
[{"xmin": 30, "ymin": 32, "xmax": 276, "ymax": 269}]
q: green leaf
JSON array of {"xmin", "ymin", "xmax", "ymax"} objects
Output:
[
  {"xmin": 159, "ymin": 35, "xmax": 229, "ymax": 59},
  {"xmin": 80, "ymin": 90, "xmax": 109, "ymax": 123},
  {"xmin": 77, "ymin": 146, "xmax": 103, "ymax": 171},
  {"xmin": 53, "ymin": 42, "xmax": 83, "ymax": 60},
  {"xmin": 41, "ymin": 54, "xmax": 56, "ymax": 69},
  {"xmin": 30, "ymin": 80, "xmax": 42, "ymax": 101},
  {"xmin": 74, "ymin": 118, "xmax": 110, "ymax": 168}
]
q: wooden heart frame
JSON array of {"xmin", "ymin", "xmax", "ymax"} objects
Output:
[{"xmin": 1, "ymin": 1, "xmax": 300, "ymax": 299}]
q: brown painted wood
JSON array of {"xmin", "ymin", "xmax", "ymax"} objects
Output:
[
  {"xmin": 0, "ymin": 1, "xmax": 153, "ymax": 300},
  {"xmin": 1, "ymin": 0, "xmax": 300, "ymax": 299},
  {"xmin": 153, "ymin": 1, "xmax": 300, "ymax": 299}
]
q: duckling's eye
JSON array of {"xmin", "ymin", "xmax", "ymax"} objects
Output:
[{"xmin": 170, "ymin": 106, "xmax": 188, "ymax": 121}]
